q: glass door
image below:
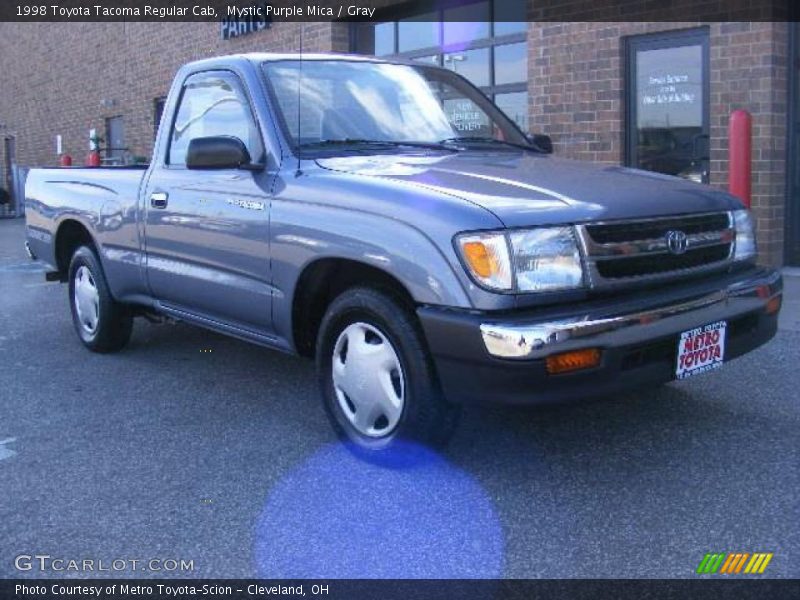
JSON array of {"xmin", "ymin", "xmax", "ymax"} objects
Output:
[{"xmin": 626, "ymin": 28, "xmax": 710, "ymax": 184}]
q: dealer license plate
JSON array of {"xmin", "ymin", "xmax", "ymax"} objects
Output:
[{"xmin": 675, "ymin": 320, "xmax": 727, "ymax": 380}]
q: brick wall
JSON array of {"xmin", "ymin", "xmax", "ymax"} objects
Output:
[
  {"xmin": 709, "ymin": 22, "xmax": 788, "ymax": 266},
  {"xmin": 0, "ymin": 21, "xmax": 347, "ymax": 166},
  {"xmin": 529, "ymin": 21, "xmax": 789, "ymax": 265}
]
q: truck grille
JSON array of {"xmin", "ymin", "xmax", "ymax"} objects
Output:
[
  {"xmin": 585, "ymin": 213, "xmax": 731, "ymax": 244},
  {"xmin": 577, "ymin": 212, "xmax": 734, "ymax": 288}
]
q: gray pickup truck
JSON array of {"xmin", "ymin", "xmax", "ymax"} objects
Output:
[{"xmin": 25, "ymin": 53, "xmax": 782, "ymax": 452}]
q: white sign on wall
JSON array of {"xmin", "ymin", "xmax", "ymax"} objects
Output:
[{"xmin": 637, "ymin": 45, "xmax": 703, "ymax": 128}]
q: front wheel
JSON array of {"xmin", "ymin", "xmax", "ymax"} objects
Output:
[
  {"xmin": 68, "ymin": 245, "xmax": 133, "ymax": 353},
  {"xmin": 316, "ymin": 287, "xmax": 459, "ymax": 454}
]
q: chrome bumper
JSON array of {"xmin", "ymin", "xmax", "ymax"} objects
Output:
[{"xmin": 480, "ymin": 269, "xmax": 782, "ymax": 359}]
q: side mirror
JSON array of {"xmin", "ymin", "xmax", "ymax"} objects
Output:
[
  {"xmin": 527, "ymin": 133, "xmax": 553, "ymax": 154},
  {"xmin": 186, "ymin": 136, "xmax": 260, "ymax": 170}
]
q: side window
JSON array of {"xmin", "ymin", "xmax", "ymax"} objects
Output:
[{"xmin": 168, "ymin": 74, "xmax": 263, "ymax": 166}]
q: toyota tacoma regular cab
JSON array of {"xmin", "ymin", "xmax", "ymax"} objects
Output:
[{"xmin": 24, "ymin": 53, "xmax": 782, "ymax": 452}]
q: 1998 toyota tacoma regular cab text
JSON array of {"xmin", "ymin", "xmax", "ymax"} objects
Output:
[{"xmin": 24, "ymin": 54, "xmax": 783, "ymax": 452}]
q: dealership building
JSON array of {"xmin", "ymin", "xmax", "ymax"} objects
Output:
[{"xmin": 0, "ymin": 4, "xmax": 796, "ymax": 266}]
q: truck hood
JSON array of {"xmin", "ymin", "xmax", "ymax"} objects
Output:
[{"xmin": 315, "ymin": 152, "xmax": 739, "ymax": 227}]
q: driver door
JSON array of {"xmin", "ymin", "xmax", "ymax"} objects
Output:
[{"xmin": 143, "ymin": 70, "xmax": 275, "ymax": 334}]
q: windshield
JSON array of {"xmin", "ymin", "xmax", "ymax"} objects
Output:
[{"xmin": 262, "ymin": 59, "xmax": 530, "ymax": 154}]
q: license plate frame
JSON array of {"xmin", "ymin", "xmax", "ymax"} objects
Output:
[{"xmin": 675, "ymin": 320, "xmax": 727, "ymax": 380}]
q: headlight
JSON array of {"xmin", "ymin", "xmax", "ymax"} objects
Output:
[
  {"xmin": 509, "ymin": 227, "xmax": 583, "ymax": 291},
  {"xmin": 732, "ymin": 209, "xmax": 756, "ymax": 261},
  {"xmin": 456, "ymin": 226, "xmax": 584, "ymax": 292}
]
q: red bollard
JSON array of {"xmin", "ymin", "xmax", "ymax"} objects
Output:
[
  {"xmin": 729, "ymin": 109, "xmax": 752, "ymax": 208},
  {"xmin": 86, "ymin": 150, "xmax": 101, "ymax": 167},
  {"xmin": 59, "ymin": 154, "xmax": 72, "ymax": 167}
]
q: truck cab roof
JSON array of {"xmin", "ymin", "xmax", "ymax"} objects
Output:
[{"xmin": 181, "ymin": 52, "xmax": 396, "ymax": 71}]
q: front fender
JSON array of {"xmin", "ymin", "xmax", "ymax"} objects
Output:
[
  {"xmin": 270, "ymin": 199, "xmax": 475, "ymax": 346},
  {"xmin": 282, "ymin": 217, "xmax": 470, "ymax": 303}
]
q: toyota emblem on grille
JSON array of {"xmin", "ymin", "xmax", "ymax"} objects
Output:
[{"xmin": 666, "ymin": 230, "xmax": 689, "ymax": 255}]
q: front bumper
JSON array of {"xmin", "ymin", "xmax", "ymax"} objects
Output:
[{"xmin": 418, "ymin": 267, "xmax": 782, "ymax": 405}]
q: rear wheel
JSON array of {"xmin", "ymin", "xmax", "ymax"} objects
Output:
[
  {"xmin": 316, "ymin": 287, "xmax": 459, "ymax": 454},
  {"xmin": 68, "ymin": 245, "xmax": 133, "ymax": 353}
]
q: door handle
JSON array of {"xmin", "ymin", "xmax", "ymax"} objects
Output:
[{"xmin": 150, "ymin": 192, "xmax": 168, "ymax": 209}]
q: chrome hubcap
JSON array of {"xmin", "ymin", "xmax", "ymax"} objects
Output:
[
  {"xmin": 332, "ymin": 322, "xmax": 405, "ymax": 437},
  {"xmin": 74, "ymin": 265, "xmax": 100, "ymax": 335}
]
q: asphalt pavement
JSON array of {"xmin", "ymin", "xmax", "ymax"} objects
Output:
[{"xmin": 0, "ymin": 217, "xmax": 798, "ymax": 578}]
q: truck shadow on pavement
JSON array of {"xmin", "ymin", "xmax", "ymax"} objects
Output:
[{"xmin": 450, "ymin": 378, "xmax": 762, "ymax": 478}]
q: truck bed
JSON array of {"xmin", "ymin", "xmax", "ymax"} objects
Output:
[{"xmin": 24, "ymin": 166, "xmax": 148, "ymax": 276}]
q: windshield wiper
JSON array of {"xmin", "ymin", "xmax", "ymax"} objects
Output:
[
  {"xmin": 298, "ymin": 139, "xmax": 455, "ymax": 151},
  {"xmin": 438, "ymin": 137, "xmax": 535, "ymax": 151}
]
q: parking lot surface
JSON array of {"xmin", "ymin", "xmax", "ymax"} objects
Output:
[{"xmin": 1, "ymin": 217, "xmax": 797, "ymax": 578}]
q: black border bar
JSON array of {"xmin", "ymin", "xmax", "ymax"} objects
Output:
[
  {"xmin": 3, "ymin": 579, "xmax": 800, "ymax": 600},
  {"xmin": 0, "ymin": 0, "xmax": 795, "ymax": 23}
]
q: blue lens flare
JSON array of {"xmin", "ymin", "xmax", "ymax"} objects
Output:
[{"xmin": 253, "ymin": 441, "xmax": 504, "ymax": 578}]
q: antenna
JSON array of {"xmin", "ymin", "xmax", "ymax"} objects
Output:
[{"xmin": 295, "ymin": 23, "xmax": 303, "ymax": 177}]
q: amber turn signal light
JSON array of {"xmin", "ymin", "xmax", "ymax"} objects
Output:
[
  {"xmin": 765, "ymin": 295, "xmax": 782, "ymax": 315},
  {"xmin": 545, "ymin": 348, "xmax": 602, "ymax": 375},
  {"xmin": 462, "ymin": 241, "xmax": 495, "ymax": 278}
]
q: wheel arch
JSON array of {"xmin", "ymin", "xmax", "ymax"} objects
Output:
[
  {"xmin": 291, "ymin": 257, "xmax": 419, "ymax": 358},
  {"xmin": 54, "ymin": 218, "xmax": 98, "ymax": 278}
]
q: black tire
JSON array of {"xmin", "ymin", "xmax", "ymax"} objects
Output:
[
  {"xmin": 68, "ymin": 245, "xmax": 133, "ymax": 353},
  {"xmin": 316, "ymin": 287, "xmax": 460, "ymax": 455}
]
